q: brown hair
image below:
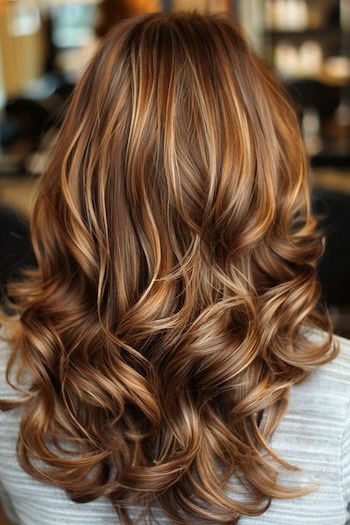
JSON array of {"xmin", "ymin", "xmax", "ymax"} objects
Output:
[{"xmin": 1, "ymin": 12, "xmax": 338, "ymax": 524}]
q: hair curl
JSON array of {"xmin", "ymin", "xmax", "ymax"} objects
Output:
[{"xmin": 0, "ymin": 12, "xmax": 338, "ymax": 525}]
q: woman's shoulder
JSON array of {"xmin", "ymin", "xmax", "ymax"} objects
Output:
[
  {"xmin": 285, "ymin": 329, "xmax": 350, "ymax": 440},
  {"xmin": 324, "ymin": 332, "xmax": 350, "ymax": 387},
  {"xmin": 298, "ymin": 329, "xmax": 350, "ymax": 398}
]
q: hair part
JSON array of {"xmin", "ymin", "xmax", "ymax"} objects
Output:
[{"xmin": 1, "ymin": 11, "xmax": 338, "ymax": 524}]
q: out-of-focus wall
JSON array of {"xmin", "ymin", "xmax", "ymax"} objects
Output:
[
  {"xmin": 0, "ymin": 1, "xmax": 46, "ymax": 99},
  {"xmin": 129, "ymin": 0, "xmax": 160, "ymax": 10},
  {"xmin": 173, "ymin": 0, "xmax": 228, "ymax": 12}
]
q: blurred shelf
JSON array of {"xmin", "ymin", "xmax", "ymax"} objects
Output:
[
  {"xmin": 281, "ymin": 72, "xmax": 350, "ymax": 86},
  {"xmin": 311, "ymin": 167, "xmax": 350, "ymax": 194},
  {"xmin": 310, "ymin": 139, "xmax": 350, "ymax": 169},
  {"xmin": 264, "ymin": 27, "xmax": 342, "ymax": 39},
  {"xmin": 0, "ymin": 175, "xmax": 39, "ymax": 218}
]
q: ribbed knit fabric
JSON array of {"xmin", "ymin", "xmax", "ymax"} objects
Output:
[{"xmin": 1, "ymin": 329, "xmax": 350, "ymax": 525}]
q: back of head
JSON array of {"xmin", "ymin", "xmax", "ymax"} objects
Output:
[{"xmin": 1, "ymin": 11, "xmax": 338, "ymax": 525}]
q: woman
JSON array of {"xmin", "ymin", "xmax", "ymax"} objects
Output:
[{"xmin": 0, "ymin": 12, "xmax": 349, "ymax": 525}]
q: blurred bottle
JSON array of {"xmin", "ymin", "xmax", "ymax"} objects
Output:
[
  {"xmin": 265, "ymin": 0, "xmax": 308, "ymax": 31},
  {"xmin": 274, "ymin": 42, "xmax": 299, "ymax": 77},
  {"xmin": 299, "ymin": 41, "xmax": 323, "ymax": 76},
  {"xmin": 302, "ymin": 106, "xmax": 322, "ymax": 155}
]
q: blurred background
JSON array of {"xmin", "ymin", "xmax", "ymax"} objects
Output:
[{"xmin": 0, "ymin": 1, "xmax": 350, "ymax": 328}]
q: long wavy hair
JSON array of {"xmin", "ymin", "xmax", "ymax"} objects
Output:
[{"xmin": 0, "ymin": 12, "xmax": 338, "ymax": 525}]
